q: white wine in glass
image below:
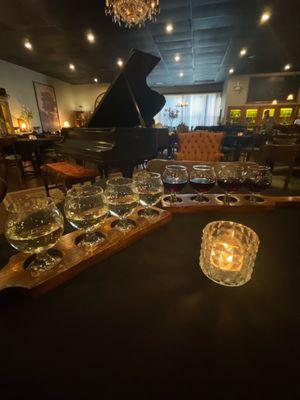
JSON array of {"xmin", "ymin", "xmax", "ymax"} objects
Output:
[
  {"xmin": 5, "ymin": 197, "xmax": 64, "ymax": 273},
  {"xmin": 64, "ymin": 184, "xmax": 108, "ymax": 247},
  {"xmin": 106, "ymin": 177, "xmax": 139, "ymax": 231},
  {"xmin": 134, "ymin": 171, "xmax": 163, "ymax": 218}
]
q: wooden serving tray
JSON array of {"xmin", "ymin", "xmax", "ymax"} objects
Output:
[
  {"xmin": 0, "ymin": 207, "xmax": 171, "ymax": 297},
  {"xmin": 161, "ymin": 194, "xmax": 300, "ymax": 214}
]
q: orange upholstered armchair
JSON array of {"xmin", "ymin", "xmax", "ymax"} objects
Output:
[{"xmin": 175, "ymin": 131, "xmax": 224, "ymax": 162}]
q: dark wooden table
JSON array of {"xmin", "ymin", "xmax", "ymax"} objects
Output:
[{"xmin": 0, "ymin": 209, "xmax": 299, "ymax": 398}]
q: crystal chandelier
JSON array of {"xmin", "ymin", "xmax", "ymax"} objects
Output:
[{"xmin": 105, "ymin": 0, "xmax": 160, "ymax": 28}]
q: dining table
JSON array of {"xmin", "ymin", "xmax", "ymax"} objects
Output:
[{"xmin": 0, "ymin": 204, "xmax": 299, "ymax": 398}]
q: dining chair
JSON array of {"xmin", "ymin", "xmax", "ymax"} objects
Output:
[
  {"xmin": 0, "ymin": 177, "xmax": 7, "ymax": 203},
  {"xmin": 15, "ymin": 141, "xmax": 42, "ymax": 177},
  {"xmin": 0, "ymin": 137, "xmax": 24, "ymax": 183},
  {"xmin": 258, "ymin": 143, "xmax": 300, "ymax": 190},
  {"xmin": 175, "ymin": 131, "xmax": 224, "ymax": 162}
]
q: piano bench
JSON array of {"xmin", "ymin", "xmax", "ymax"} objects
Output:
[{"xmin": 41, "ymin": 162, "xmax": 98, "ymax": 196}]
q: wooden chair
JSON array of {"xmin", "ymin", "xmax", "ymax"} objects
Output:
[
  {"xmin": 175, "ymin": 131, "xmax": 224, "ymax": 162},
  {"xmin": 41, "ymin": 161, "xmax": 98, "ymax": 196},
  {"xmin": 258, "ymin": 143, "xmax": 300, "ymax": 190},
  {"xmin": 40, "ymin": 135, "xmax": 65, "ymax": 164},
  {"xmin": 15, "ymin": 141, "xmax": 42, "ymax": 177},
  {"xmin": 0, "ymin": 177, "xmax": 7, "ymax": 203},
  {"xmin": 0, "ymin": 137, "xmax": 24, "ymax": 183}
]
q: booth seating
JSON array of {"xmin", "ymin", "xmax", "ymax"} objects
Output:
[
  {"xmin": 41, "ymin": 161, "xmax": 98, "ymax": 196},
  {"xmin": 175, "ymin": 131, "xmax": 224, "ymax": 162}
]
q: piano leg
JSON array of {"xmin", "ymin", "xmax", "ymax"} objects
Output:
[
  {"xmin": 97, "ymin": 164, "xmax": 134, "ymax": 178},
  {"xmin": 43, "ymin": 171, "xmax": 50, "ymax": 197},
  {"xmin": 121, "ymin": 165, "xmax": 134, "ymax": 178},
  {"xmin": 97, "ymin": 165, "xmax": 109, "ymax": 178}
]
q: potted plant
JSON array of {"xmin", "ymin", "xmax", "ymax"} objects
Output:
[
  {"xmin": 20, "ymin": 105, "xmax": 33, "ymax": 131},
  {"xmin": 164, "ymin": 107, "xmax": 179, "ymax": 130},
  {"xmin": 0, "ymin": 115, "xmax": 5, "ymax": 136}
]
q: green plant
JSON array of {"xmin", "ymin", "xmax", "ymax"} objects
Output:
[
  {"xmin": 164, "ymin": 107, "xmax": 179, "ymax": 128},
  {"xmin": 21, "ymin": 105, "xmax": 33, "ymax": 121}
]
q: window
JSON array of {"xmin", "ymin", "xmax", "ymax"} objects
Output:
[{"xmin": 155, "ymin": 93, "xmax": 222, "ymax": 129}]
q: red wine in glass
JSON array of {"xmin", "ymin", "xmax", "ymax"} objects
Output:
[
  {"xmin": 190, "ymin": 178, "xmax": 215, "ymax": 193},
  {"xmin": 162, "ymin": 165, "xmax": 189, "ymax": 203},
  {"xmin": 163, "ymin": 180, "xmax": 187, "ymax": 194},
  {"xmin": 244, "ymin": 179, "xmax": 271, "ymax": 193},
  {"xmin": 217, "ymin": 178, "xmax": 244, "ymax": 193}
]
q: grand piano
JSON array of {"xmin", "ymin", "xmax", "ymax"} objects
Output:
[{"xmin": 57, "ymin": 49, "xmax": 168, "ymax": 177}]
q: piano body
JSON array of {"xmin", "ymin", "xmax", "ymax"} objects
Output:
[{"xmin": 57, "ymin": 49, "xmax": 169, "ymax": 177}]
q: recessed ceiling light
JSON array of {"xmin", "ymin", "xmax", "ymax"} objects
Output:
[
  {"xmin": 94, "ymin": 77, "xmax": 98, "ymax": 83},
  {"xmin": 260, "ymin": 11, "xmax": 271, "ymax": 24},
  {"xmin": 284, "ymin": 63, "xmax": 291, "ymax": 71},
  {"xmin": 24, "ymin": 40, "xmax": 32, "ymax": 50},
  {"xmin": 179, "ymin": 72, "xmax": 184, "ymax": 78},
  {"xmin": 166, "ymin": 24, "xmax": 173, "ymax": 33},
  {"xmin": 87, "ymin": 32, "xmax": 95, "ymax": 43},
  {"xmin": 287, "ymin": 94, "xmax": 294, "ymax": 101},
  {"xmin": 240, "ymin": 48, "xmax": 247, "ymax": 57},
  {"xmin": 117, "ymin": 59, "xmax": 123, "ymax": 67},
  {"xmin": 174, "ymin": 54, "xmax": 180, "ymax": 62},
  {"xmin": 229, "ymin": 68, "xmax": 234, "ymax": 74},
  {"xmin": 69, "ymin": 63, "xmax": 75, "ymax": 71}
]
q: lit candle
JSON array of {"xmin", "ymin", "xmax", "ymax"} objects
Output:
[
  {"xmin": 200, "ymin": 221, "xmax": 259, "ymax": 286},
  {"xmin": 210, "ymin": 234, "xmax": 244, "ymax": 272}
]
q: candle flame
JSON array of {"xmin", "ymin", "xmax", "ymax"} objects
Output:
[{"xmin": 210, "ymin": 235, "xmax": 244, "ymax": 272}]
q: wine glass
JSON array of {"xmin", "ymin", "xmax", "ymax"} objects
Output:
[
  {"xmin": 134, "ymin": 171, "xmax": 164, "ymax": 218},
  {"xmin": 244, "ymin": 165, "xmax": 272, "ymax": 203},
  {"xmin": 189, "ymin": 165, "xmax": 216, "ymax": 202},
  {"xmin": 106, "ymin": 177, "xmax": 139, "ymax": 231},
  {"xmin": 64, "ymin": 184, "xmax": 108, "ymax": 247},
  {"xmin": 162, "ymin": 165, "xmax": 188, "ymax": 203},
  {"xmin": 217, "ymin": 165, "xmax": 245, "ymax": 205},
  {"xmin": 5, "ymin": 197, "xmax": 64, "ymax": 273}
]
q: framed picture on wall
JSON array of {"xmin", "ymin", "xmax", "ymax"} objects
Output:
[{"xmin": 33, "ymin": 81, "xmax": 60, "ymax": 132}]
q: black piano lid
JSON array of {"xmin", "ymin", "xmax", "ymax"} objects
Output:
[{"xmin": 87, "ymin": 49, "xmax": 166, "ymax": 129}]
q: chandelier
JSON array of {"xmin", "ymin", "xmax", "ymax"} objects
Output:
[{"xmin": 105, "ymin": 0, "xmax": 160, "ymax": 28}]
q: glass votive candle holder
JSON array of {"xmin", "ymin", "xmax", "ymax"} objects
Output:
[{"xmin": 199, "ymin": 221, "xmax": 259, "ymax": 287}]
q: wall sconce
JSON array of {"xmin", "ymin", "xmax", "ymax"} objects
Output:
[
  {"xmin": 233, "ymin": 81, "xmax": 243, "ymax": 94},
  {"xmin": 200, "ymin": 221, "xmax": 259, "ymax": 287}
]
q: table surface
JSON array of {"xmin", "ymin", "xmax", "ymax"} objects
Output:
[{"xmin": 0, "ymin": 208, "xmax": 299, "ymax": 398}]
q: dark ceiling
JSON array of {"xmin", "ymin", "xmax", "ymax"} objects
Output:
[{"xmin": 0, "ymin": 0, "xmax": 299, "ymax": 86}]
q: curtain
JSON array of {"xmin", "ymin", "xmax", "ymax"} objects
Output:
[{"xmin": 155, "ymin": 93, "xmax": 222, "ymax": 128}]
